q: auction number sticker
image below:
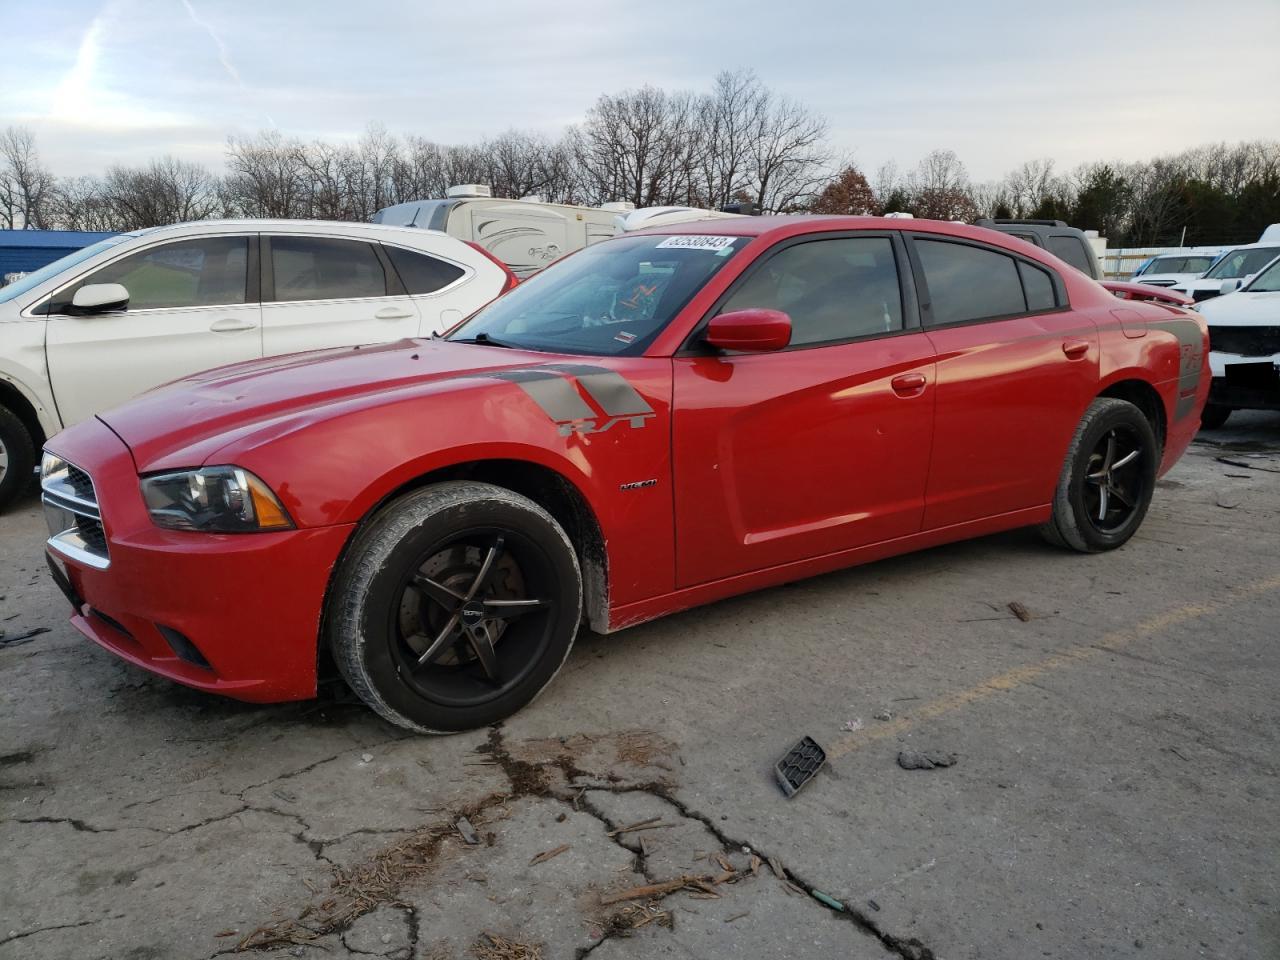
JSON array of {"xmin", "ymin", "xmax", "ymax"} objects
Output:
[{"xmin": 655, "ymin": 235, "xmax": 738, "ymax": 252}]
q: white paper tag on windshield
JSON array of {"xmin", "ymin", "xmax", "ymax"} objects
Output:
[{"xmin": 655, "ymin": 235, "xmax": 738, "ymax": 252}]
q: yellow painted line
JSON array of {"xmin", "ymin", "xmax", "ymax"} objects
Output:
[{"xmin": 826, "ymin": 572, "xmax": 1280, "ymax": 761}]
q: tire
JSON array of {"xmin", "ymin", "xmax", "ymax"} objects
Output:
[
  {"xmin": 1039, "ymin": 398, "xmax": 1159, "ymax": 554},
  {"xmin": 0, "ymin": 405, "xmax": 36, "ymax": 513},
  {"xmin": 327, "ymin": 481, "xmax": 582, "ymax": 733},
  {"xmin": 1199, "ymin": 403, "xmax": 1232, "ymax": 430}
]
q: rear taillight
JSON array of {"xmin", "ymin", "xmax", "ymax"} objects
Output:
[{"xmin": 464, "ymin": 242, "xmax": 519, "ymax": 293}]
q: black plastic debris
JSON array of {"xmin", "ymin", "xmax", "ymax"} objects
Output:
[
  {"xmin": 0, "ymin": 627, "xmax": 50, "ymax": 648},
  {"xmin": 775, "ymin": 736, "xmax": 826, "ymax": 798}
]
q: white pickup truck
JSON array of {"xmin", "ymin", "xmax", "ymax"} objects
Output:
[{"xmin": 0, "ymin": 219, "xmax": 514, "ymax": 509}]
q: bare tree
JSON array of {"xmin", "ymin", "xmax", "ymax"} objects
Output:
[
  {"xmin": 93, "ymin": 157, "xmax": 221, "ymax": 230},
  {"xmin": 0, "ymin": 126, "xmax": 57, "ymax": 229},
  {"xmin": 572, "ymin": 86, "xmax": 703, "ymax": 207},
  {"xmin": 224, "ymin": 130, "xmax": 308, "ymax": 218},
  {"xmin": 742, "ymin": 83, "xmax": 829, "ymax": 212},
  {"xmin": 905, "ymin": 150, "xmax": 978, "ymax": 221}
]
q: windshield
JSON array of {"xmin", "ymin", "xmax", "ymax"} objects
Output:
[
  {"xmin": 1204, "ymin": 246, "xmax": 1280, "ymax": 280},
  {"xmin": 0, "ymin": 235, "xmax": 131, "ymax": 304},
  {"xmin": 1141, "ymin": 255, "xmax": 1214, "ymax": 275},
  {"xmin": 1244, "ymin": 256, "xmax": 1280, "ymax": 293},
  {"xmin": 448, "ymin": 233, "xmax": 753, "ymax": 355}
]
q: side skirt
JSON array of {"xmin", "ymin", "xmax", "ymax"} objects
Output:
[{"xmin": 606, "ymin": 505, "xmax": 1050, "ymax": 632}]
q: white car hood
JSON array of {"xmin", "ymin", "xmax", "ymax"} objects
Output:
[
  {"xmin": 1136, "ymin": 272, "xmax": 1201, "ymax": 286},
  {"xmin": 1198, "ymin": 291, "xmax": 1280, "ymax": 327}
]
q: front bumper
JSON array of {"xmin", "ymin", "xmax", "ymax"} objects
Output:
[
  {"xmin": 44, "ymin": 417, "xmax": 355, "ymax": 703},
  {"xmin": 1207, "ymin": 347, "xmax": 1280, "ymax": 412}
]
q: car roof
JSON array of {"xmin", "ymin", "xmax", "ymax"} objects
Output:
[
  {"xmin": 628, "ymin": 214, "xmax": 1010, "ymax": 246},
  {"xmin": 134, "ymin": 219, "xmax": 452, "ymax": 241}
]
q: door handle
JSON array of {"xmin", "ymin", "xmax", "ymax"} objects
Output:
[
  {"xmin": 375, "ymin": 307, "xmax": 414, "ymax": 320},
  {"xmin": 209, "ymin": 318, "xmax": 257, "ymax": 333},
  {"xmin": 1062, "ymin": 338, "xmax": 1090, "ymax": 359},
  {"xmin": 890, "ymin": 372, "xmax": 927, "ymax": 396}
]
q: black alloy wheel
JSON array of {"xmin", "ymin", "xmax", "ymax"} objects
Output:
[
  {"xmin": 328, "ymin": 482, "xmax": 582, "ymax": 732},
  {"xmin": 1081, "ymin": 426, "xmax": 1147, "ymax": 535},
  {"xmin": 1040, "ymin": 397, "xmax": 1159, "ymax": 553},
  {"xmin": 389, "ymin": 529, "xmax": 556, "ymax": 708}
]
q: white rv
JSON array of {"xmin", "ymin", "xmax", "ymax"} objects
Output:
[{"xmin": 373, "ymin": 186, "xmax": 739, "ymax": 278}]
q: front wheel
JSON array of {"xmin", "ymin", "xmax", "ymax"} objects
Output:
[
  {"xmin": 0, "ymin": 405, "xmax": 36, "ymax": 512},
  {"xmin": 1040, "ymin": 398, "xmax": 1159, "ymax": 553},
  {"xmin": 327, "ymin": 482, "xmax": 583, "ymax": 733},
  {"xmin": 1199, "ymin": 403, "xmax": 1232, "ymax": 430}
]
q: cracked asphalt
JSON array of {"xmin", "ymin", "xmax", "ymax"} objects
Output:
[{"xmin": 3, "ymin": 414, "xmax": 1279, "ymax": 960}]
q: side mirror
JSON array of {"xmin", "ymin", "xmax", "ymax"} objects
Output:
[
  {"xmin": 704, "ymin": 308, "xmax": 792, "ymax": 352},
  {"xmin": 72, "ymin": 283, "xmax": 130, "ymax": 313},
  {"xmin": 1220, "ymin": 278, "xmax": 1242, "ymax": 295}
]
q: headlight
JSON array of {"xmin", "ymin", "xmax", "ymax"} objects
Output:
[
  {"xmin": 140, "ymin": 466, "xmax": 294, "ymax": 532},
  {"xmin": 41, "ymin": 451, "xmax": 68, "ymax": 482}
]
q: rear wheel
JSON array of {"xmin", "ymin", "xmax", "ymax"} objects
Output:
[
  {"xmin": 327, "ymin": 481, "xmax": 582, "ymax": 733},
  {"xmin": 1199, "ymin": 403, "xmax": 1232, "ymax": 430},
  {"xmin": 1040, "ymin": 398, "xmax": 1158, "ymax": 553},
  {"xmin": 0, "ymin": 405, "xmax": 36, "ymax": 512}
]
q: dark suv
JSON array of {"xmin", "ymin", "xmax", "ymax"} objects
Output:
[{"xmin": 974, "ymin": 219, "xmax": 1101, "ymax": 280}]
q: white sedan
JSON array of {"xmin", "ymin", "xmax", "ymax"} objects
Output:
[
  {"xmin": 0, "ymin": 219, "xmax": 516, "ymax": 508},
  {"xmin": 1197, "ymin": 253, "xmax": 1280, "ymax": 428}
]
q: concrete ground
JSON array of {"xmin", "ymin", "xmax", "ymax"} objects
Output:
[{"xmin": 2, "ymin": 414, "xmax": 1278, "ymax": 960}]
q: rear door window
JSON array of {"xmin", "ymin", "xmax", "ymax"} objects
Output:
[
  {"xmin": 1018, "ymin": 261, "xmax": 1058, "ymax": 311},
  {"xmin": 916, "ymin": 239, "xmax": 1026, "ymax": 325},
  {"xmin": 1047, "ymin": 235, "xmax": 1094, "ymax": 275},
  {"xmin": 719, "ymin": 236, "xmax": 904, "ymax": 347},
  {"xmin": 269, "ymin": 236, "xmax": 387, "ymax": 302},
  {"xmin": 383, "ymin": 244, "xmax": 465, "ymax": 294}
]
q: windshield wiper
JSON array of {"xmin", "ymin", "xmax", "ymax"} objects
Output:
[{"xmin": 451, "ymin": 332, "xmax": 517, "ymax": 349}]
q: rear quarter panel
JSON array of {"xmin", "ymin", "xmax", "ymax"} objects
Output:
[{"xmin": 1094, "ymin": 302, "xmax": 1209, "ymax": 475}]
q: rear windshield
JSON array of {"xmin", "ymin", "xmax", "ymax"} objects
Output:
[{"xmin": 448, "ymin": 233, "xmax": 752, "ymax": 355}]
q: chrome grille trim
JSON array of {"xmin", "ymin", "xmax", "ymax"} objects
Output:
[{"xmin": 42, "ymin": 453, "xmax": 110, "ymax": 569}]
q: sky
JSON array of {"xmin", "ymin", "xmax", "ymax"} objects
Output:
[{"xmin": 2, "ymin": 0, "xmax": 1278, "ymax": 185}]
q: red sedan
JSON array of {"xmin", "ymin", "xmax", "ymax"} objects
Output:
[{"xmin": 40, "ymin": 217, "xmax": 1209, "ymax": 732}]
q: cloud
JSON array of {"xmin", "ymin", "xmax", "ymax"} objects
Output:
[
  {"xmin": 180, "ymin": 0, "xmax": 242, "ymax": 88},
  {"xmin": 44, "ymin": 0, "xmax": 190, "ymax": 132}
]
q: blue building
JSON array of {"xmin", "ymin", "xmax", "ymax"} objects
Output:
[{"xmin": 0, "ymin": 229, "xmax": 117, "ymax": 281}]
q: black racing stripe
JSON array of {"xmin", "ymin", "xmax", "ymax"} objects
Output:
[
  {"xmin": 542, "ymin": 364, "xmax": 655, "ymax": 417},
  {"xmin": 485, "ymin": 369, "xmax": 597, "ymax": 422},
  {"xmin": 1148, "ymin": 318, "xmax": 1206, "ymax": 403}
]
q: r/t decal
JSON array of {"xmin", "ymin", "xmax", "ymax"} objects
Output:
[{"xmin": 486, "ymin": 365, "xmax": 655, "ymax": 436}]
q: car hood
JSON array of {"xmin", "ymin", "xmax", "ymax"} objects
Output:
[
  {"xmin": 97, "ymin": 337, "xmax": 561, "ymax": 471},
  {"xmin": 1197, "ymin": 290, "xmax": 1280, "ymax": 326},
  {"xmin": 1137, "ymin": 272, "xmax": 1201, "ymax": 286}
]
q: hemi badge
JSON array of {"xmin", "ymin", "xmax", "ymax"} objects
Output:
[{"xmin": 619, "ymin": 479, "xmax": 657, "ymax": 492}]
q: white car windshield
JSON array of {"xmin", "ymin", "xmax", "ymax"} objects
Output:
[
  {"xmin": 1142, "ymin": 255, "xmax": 1214, "ymax": 275},
  {"xmin": 0, "ymin": 235, "xmax": 132, "ymax": 304},
  {"xmin": 1244, "ymin": 257, "xmax": 1280, "ymax": 293},
  {"xmin": 1204, "ymin": 246, "xmax": 1280, "ymax": 280},
  {"xmin": 448, "ymin": 233, "xmax": 753, "ymax": 356}
]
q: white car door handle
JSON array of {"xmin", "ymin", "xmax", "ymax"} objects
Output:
[
  {"xmin": 209, "ymin": 318, "xmax": 257, "ymax": 333},
  {"xmin": 375, "ymin": 307, "xmax": 414, "ymax": 320}
]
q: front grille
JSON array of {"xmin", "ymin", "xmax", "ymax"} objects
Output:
[
  {"xmin": 42, "ymin": 455, "xmax": 109, "ymax": 569},
  {"xmin": 1209, "ymin": 325, "xmax": 1280, "ymax": 358}
]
